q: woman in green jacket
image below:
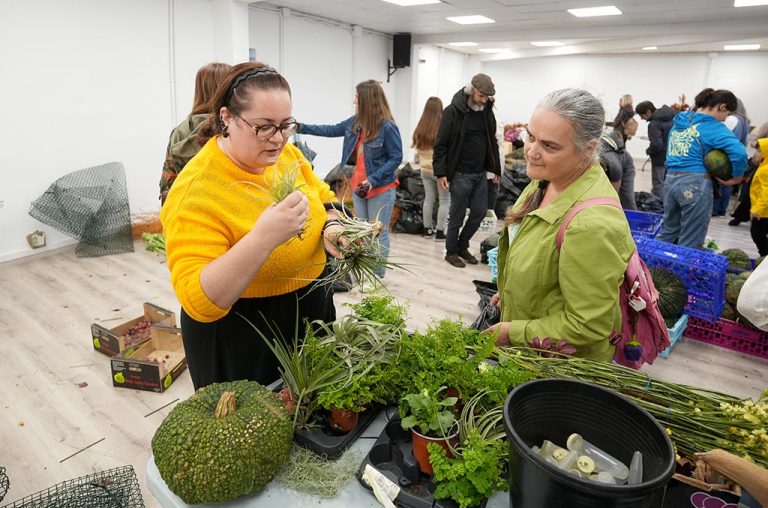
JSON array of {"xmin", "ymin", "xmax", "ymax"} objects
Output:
[{"xmin": 489, "ymin": 89, "xmax": 635, "ymax": 361}]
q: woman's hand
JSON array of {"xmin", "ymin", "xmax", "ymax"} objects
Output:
[
  {"xmin": 716, "ymin": 176, "xmax": 743, "ymax": 186},
  {"xmin": 437, "ymin": 176, "xmax": 449, "ymax": 191},
  {"xmin": 252, "ymin": 190, "xmax": 308, "ymax": 249},
  {"xmin": 486, "ymin": 321, "xmax": 510, "ymax": 346},
  {"xmin": 323, "ymin": 221, "xmax": 349, "ymax": 259},
  {"xmin": 490, "ymin": 292, "xmax": 501, "ymax": 308}
]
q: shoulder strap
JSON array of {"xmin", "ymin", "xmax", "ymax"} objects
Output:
[{"xmin": 555, "ymin": 197, "xmax": 622, "ymax": 252}]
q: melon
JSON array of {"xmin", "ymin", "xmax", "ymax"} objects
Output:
[
  {"xmin": 650, "ymin": 267, "xmax": 688, "ymax": 320},
  {"xmin": 703, "ymin": 149, "xmax": 732, "ymax": 180},
  {"xmin": 722, "ymin": 248, "xmax": 751, "ymax": 271}
]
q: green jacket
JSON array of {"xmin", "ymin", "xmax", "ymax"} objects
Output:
[
  {"xmin": 497, "ymin": 163, "xmax": 635, "ymax": 361},
  {"xmin": 159, "ymin": 113, "xmax": 210, "ymax": 202}
]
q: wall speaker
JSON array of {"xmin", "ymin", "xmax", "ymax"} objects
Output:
[{"xmin": 393, "ymin": 33, "xmax": 411, "ymax": 68}]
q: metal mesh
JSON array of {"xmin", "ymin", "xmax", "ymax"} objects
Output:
[
  {"xmin": 0, "ymin": 466, "xmax": 144, "ymax": 508},
  {"xmin": 28, "ymin": 162, "xmax": 134, "ymax": 257}
]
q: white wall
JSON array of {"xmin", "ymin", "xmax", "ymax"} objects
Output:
[{"xmin": 483, "ymin": 53, "xmax": 768, "ymax": 160}]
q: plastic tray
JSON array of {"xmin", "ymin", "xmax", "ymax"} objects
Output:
[
  {"xmin": 660, "ymin": 314, "xmax": 689, "ymax": 359},
  {"xmin": 625, "ymin": 210, "xmax": 663, "ymax": 239},
  {"xmin": 635, "ymin": 237, "xmax": 727, "ymax": 322},
  {"xmin": 685, "ymin": 316, "xmax": 768, "ymax": 360},
  {"xmin": 358, "ymin": 416, "xmax": 481, "ymax": 508}
]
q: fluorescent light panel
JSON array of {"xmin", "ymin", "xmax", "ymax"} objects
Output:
[
  {"xmin": 531, "ymin": 41, "xmax": 563, "ymax": 47},
  {"xmin": 478, "ymin": 48, "xmax": 506, "ymax": 53},
  {"xmin": 642, "ymin": 46, "xmax": 658, "ymax": 50},
  {"xmin": 724, "ymin": 44, "xmax": 761, "ymax": 50},
  {"xmin": 381, "ymin": 0, "xmax": 441, "ymax": 5},
  {"xmin": 448, "ymin": 42, "xmax": 478, "ymax": 47},
  {"xmin": 734, "ymin": 0, "xmax": 768, "ymax": 6},
  {"xmin": 446, "ymin": 15, "xmax": 495, "ymax": 24},
  {"xmin": 568, "ymin": 5, "xmax": 622, "ymax": 17}
]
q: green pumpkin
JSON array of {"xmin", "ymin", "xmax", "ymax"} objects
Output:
[
  {"xmin": 703, "ymin": 149, "xmax": 732, "ymax": 180},
  {"xmin": 722, "ymin": 248, "xmax": 751, "ymax": 271},
  {"xmin": 151, "ymin": 380, "xmax": 293, "ymax": 504},
  {"xmin": 650, "ymin": 266, "xmax": 688, "ymax": 320},
  {"xmin": 721, "ymin": 303, "xmax": 738, "ymax": 321},
  {"xmin": 725, "ymin": 279, "xmax": 746, "ymax": 307}
]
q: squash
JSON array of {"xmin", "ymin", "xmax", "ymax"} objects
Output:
[
  {"xmin": 649, "ymin": 266, "xmax": 688, "ymax": 320},
  {"xmin": 725, "ymin": 279, "xmax": 745, "ymax": 307},
  {"xmin": 722, "ymin": 248, "xmax": 751, "ymax": 271},
  {"xmin": 151, "ymin": 380, "xmax": 293, "ymax": 504}
]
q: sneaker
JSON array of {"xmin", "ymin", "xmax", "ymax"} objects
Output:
[
  {"xmin": 423, "ymin": 227, "xmax": 435, "ymax": 238},
  {"xmin": 435, "ymin": 230, "xmax": 446, "ymax": 241},
  {"xmin": 458, "ymin": 249, "xmax": 479, "ymax": 265},
  {"xmin": 728, "ymin": 218, "xmax": 741, "ymax": 226},
  {"xmin": 445, "ymin": 253, "xmax": 466, "ymax": 268}
]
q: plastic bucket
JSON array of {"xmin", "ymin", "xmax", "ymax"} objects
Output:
[{"xmin": 503, "ymin": 379, "xmax": 675, "ymax": 508}]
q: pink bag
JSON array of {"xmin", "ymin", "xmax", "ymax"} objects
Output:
[{"xmin": 556, "ymin": 197, "xmax": 671, "ymax": 368}]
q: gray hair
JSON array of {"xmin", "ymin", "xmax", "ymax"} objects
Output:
[{"xmin": 538, "ymin": 88, "xmax": 605, "ymax": 163}]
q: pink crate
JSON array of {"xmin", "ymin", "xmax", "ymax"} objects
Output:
[{"xmin": 685, "ymin": 316, "xmax": 768, "ymax": 360}]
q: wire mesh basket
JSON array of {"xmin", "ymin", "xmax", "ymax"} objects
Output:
[{"xmin": 0, "ymin": 465, "xmax": 144, "ymax": 508}]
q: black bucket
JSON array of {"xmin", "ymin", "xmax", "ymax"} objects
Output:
[{"xmin": 503, "ymin": 379, "xmax": 675, "ymax": 508}]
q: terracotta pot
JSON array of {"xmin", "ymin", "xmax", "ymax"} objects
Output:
[
  {"xmin": 446, "ymin": 387, "xmax": 465, "ymax": 414},
  {"xmin": 411, "ymin": 427, "xmax": 459, "ymax": 475},
  {"xmin": 329, "ymin": 406, "xmax": 359, "ymax": 433}
]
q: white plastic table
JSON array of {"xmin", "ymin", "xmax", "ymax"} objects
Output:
[{"xmin": 146, "ymin": 411, "xmax": 508, "ymax": 507}]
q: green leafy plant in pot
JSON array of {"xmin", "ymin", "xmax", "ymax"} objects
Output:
[
  {"xmin": 400, "ymin": 386, "xmax": 459, "ymax": 474},
  {"xmin": 317, "ymin": 374, "xmax": 375, "ymax": 432}
]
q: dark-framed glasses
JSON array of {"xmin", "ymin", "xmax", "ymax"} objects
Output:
[{"xmin": 235, "ymin": 113, "xmax": 299, "ymax": 140}]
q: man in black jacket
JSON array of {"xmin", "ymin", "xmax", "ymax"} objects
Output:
[
  {"xmin": 636, "ymin": 101, "xmax": 676, "ymax": 200},
  {"xmin": 433, "ymin": 73, "xmax": 501, "ymax": 268}
]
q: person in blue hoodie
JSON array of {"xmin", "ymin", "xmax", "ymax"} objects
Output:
[{"xmin": 658, "ymin": 88, "xmax": 747, "ymax": 249}]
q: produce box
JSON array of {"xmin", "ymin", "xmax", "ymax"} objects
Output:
[
  {"xmin": 660, "ymin": 314, "xmax": 689, "ymax": 359},
  {"xmin": 111, "ymin": 325, "xmax": 187, "ymax": 393},
  {"xmin": 685, "ymin": 316, "xmax": 768, "ymax": 360},
  {"xmin": 91, "ymin": 302, "xmax": 176, "ymax": 357},
  {"xmin": 635, "ymin": 237, "xmax": 728, "ymax": 322}
]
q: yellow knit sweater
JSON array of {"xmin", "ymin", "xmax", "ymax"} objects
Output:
[{"xmin": 161, "ymin": 137, "xmax": 336, "ymax": 323}]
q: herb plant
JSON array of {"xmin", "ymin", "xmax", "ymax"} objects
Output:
[{"xmin": 400, "ymin": 386, "xmax": 458, "ymax": 437}]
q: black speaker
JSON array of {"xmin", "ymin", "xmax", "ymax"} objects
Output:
[{"xmin": 393, "ymin": 33, "xmax": 411, "ymax": 68}]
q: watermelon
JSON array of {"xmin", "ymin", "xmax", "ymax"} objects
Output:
[
  {"xmin": 721, "ymin": 304, "xmax": 737, "ymax": 321},
  {"xmin": 738, "ymin": 270, "xmax": 752, "ymax": 281},
  {"xmin": 725, "ymin": 273, "xmax": 739, "ymax": 285},
  {"xmin": 725, "ymin": 278, "xmax": 745, "ymax": 307},
  {"xmin": 722, "ymin": 248, "xmax": 751, "ymax": 271},
  {"xmin": 703, "ymin": 149, "xmax": 732, "ymax": 180},
  {"xmin": 650, "ymin": 267, "xmax": 688, "ymax": 320}
]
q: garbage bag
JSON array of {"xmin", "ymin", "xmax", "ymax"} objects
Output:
[
  {"xmin": 394, "ymin": 199, "xmax": 423, "ymax": 234},
  {"xmin": 470, "ymin": 303, "xmax": 500, "ymax": 331},
  {"xmin": 635, "ymin": 191, "xmax": 664, "ymax": 213},
  {"xmin": 473, "ymin": 279, "xmax": 498, "ymax": 310}
]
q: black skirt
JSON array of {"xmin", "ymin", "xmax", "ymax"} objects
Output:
[{"xmin": 180, "ymin": 279, "xmax": 335, "ymax": 391}]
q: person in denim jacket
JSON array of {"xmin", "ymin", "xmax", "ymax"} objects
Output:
[
  {"xmin": 658, "ymin": 88, "xmax": 747, "ymax": 249},
  {"xmin": 298, "ymin": 80, "xmax": 402, "ymax": 278}
]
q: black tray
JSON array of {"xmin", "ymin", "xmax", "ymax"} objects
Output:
[{"xmin": 357, "ymin": 416, "xmax": 486, "ymax": 508}]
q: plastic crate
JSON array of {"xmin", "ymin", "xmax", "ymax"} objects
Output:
[
  {"xmin": 685, "ymin": 316, "xmax": 768, "ymax": 360},
  {"xmin": 488, "ymin": 247, "xmax": 498, "ymax": 284},
  {"xmin": 625, "ymin": 210, "xmax": 663, "ymax": 239},
  {"xmin": 635, "ymin": 236, "xmax": 727, "ymax": 322},
  {"xmin": 659, "ymin": 314, "xmax": 689, "ymax": 359}
]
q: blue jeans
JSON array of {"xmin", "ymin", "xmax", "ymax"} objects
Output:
[
  {"xmin": 657, "ymin": 173, "xmax": 713, "ymax": 249},
  {"xmin": 352, "ymin": 188, "xmax": 395, "ymax": 278},
  {"xmin": 420, "ymin": 172, "xmax": 450, "ymax": 231},
  {"xmin": 714, "ymin": 183, "xmax": 731, "ymax": 215},
  {"xmin": 446, "ymin": 172, "xmax": 487, "ymax": 254}
]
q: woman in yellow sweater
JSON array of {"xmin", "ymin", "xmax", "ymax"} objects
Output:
[{"xmin": 161, "ymin": 62, "xmax": 346, "ymax": 390}]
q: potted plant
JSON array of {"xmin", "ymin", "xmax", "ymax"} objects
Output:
[
  {"xmin": 400, "ymin": 386, "xmax": 460, "ymax": 474},
  {"xmin": 317, "ymin": 374, "xmax": 375, "ymax": 432}
]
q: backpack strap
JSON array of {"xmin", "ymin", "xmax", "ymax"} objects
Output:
[{"xmin": 555, "ymin": 197, "xmax": 622, "ymax": 252}]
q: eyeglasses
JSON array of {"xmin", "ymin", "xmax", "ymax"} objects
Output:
[{"xmin": 234, "ymin": 113, "xmax": 299, "ymax": 140}]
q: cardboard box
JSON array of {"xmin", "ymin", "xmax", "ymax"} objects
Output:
[
  {"xmin": 91, "ymin": 302, "xmax": 176, "ymax": 357},
  {"xmin": 111, "ymin": 325, "xmax": 187, "ymax": 393}
]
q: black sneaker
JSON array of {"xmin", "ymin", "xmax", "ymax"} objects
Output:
[
  {"xmin": 423, "ymin": 227, "xmax": 436, "ymax": 238},
  {"xmin": 435, "ymin": 230, "xmax": 446, "ymax": 241},
  {"xmin": 445, "ymin": 253, "xmax": 466, "ymax": 268},
  {"xmin": 728, "ymin": 219, "xmax": 741, "ymax": 226},
  {"xmin": 458, "ymin": 249, "xmax": 479, "ymax": 265}
]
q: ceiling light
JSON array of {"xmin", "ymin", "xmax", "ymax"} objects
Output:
[
  {"xmin": 531, "ymin": 41, "xmax": 563, "ymax": 47},
  {"xmin": 642, "ymin": 46, "xmax": 658, "ymax": 50},
  {"xmin": 446, "ymin": 15, "xmax": 495, "ymax": 25},
  {"xmin": 724, "ymin": 43, "xmax": 761, "ymax": 50},
  {"xmin": 734, "ymin": 0, "xmax": 768, "ymax": 6},
  {"xmin": 381, "ymin": 0, "xmax": 441, "ymax": 5},
  {"xmin": 567, "ymin": 5, "xmax": 622, "ymax": 17},
  {"xmin": 478, "ymin": 48, "xmax": 506, "ymax": 53},
  {"xmin": 448, "ymin": 42, "xmax": 479, "ymax": 47}
]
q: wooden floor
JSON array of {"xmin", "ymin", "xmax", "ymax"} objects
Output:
[{"xmin": 0, "ymin": 165, "xmax": 765, "ymax": 507}]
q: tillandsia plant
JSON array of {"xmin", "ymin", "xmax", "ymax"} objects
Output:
[{"xmin": 493, "ymin": 346, "xmax": 768, "ymax": 468}]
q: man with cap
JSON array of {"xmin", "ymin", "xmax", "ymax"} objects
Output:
[{"xmin": 433, "ymin": 73, "xmax": 502, "ymax": 268}]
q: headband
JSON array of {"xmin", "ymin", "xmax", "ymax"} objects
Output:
[{"xmin": 226, "ymin": 66, "xmax": 279, "ymax": 104}]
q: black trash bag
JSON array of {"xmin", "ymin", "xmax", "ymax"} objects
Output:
[
  {"xmin": 635, "ymin": 191, "xmax": 664, "ymax": 213},
  {"xmin": 470, "ymin": 303, "xmax": 500, "ymax": 331},
  {"xmin": 396, "ymin": 163, "xmax": 425, "ymax": 205},
  {"xmin": 480, "ymin": 233, "xmax": 500, "ymax": 264},
  {"xmin": 496, "ymin": 161, "xmax": 530, "ymax": 218},
  {"xmin": 395, "ymin": 199, "xmax": 423, "ymax": 234},
  {"xmin": 324, "ymin": 164, "xmax": 354, "ymax": 193},
  {"xmin": 473, "ymin": 279, "xmax": 498, "ymax": 310},
  {"xmin": 495, "ymin": 197, "xmax": 517, "ymax": 220},
  {"xmin": 331, "ymin": 273, "xmax": 353, "ymax": 293}
]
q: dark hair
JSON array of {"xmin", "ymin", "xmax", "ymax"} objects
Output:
[
  {"xmin": 505, "ymin": 88, "xmax": 605, "ymax": 224},
  {"xmin": 355, "ymin": 80, "xmax": 394, "ymax": 140},
  {"xmin": 190, "ymin": 62, "xmax": 231, "ymax": 115},
  {"xmin": 635, "ymin": 101, "xmax": 656, "ymax": 117},
  {"xmin": 412, "ymin": 97, "xmax": 443, "ymax": 150},
  {"xmin": 694, "ymin": 88, "xmax": 737, "ymax": 112},
  {"xmin": 202, "ymin": 62, "xmax": 292, "ymax": 139}
]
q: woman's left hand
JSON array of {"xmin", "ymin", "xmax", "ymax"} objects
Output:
[
  {"xmin": 486, "ymin": 321, "xmax": 510, "ymax": 346},
  {"xmin": 323, "ymin": 218, "xmax": 349, "ymax": 259},
  {"xmin": 716, "ymin": 176, "xmax": 743, "ymax": 186}
]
